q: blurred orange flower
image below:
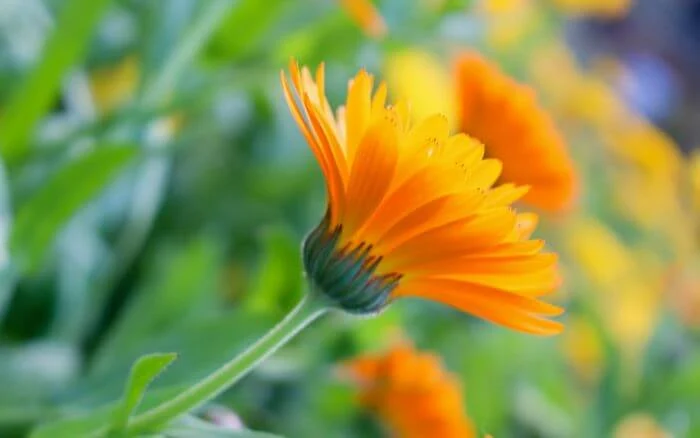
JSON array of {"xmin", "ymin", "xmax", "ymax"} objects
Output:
[
  {"xmin": 340, "ymin": 0, "xmax": 387, "ymax": 38},
  {"xmin": 341, "ymin": 341, "xmax": 476, "ymax": 438},
  {"xmin": 665, "ymin": 261, "xmax": 700, "ymax": 329},
  {"xmin": 282, "ymin": 60, "xmax": 563, "ymax": 334},
  {"xmin": 454, "ymin": 52, "xmax": 577, "ymax": 213},
  {"xmin": 550, "ymin": 0, "xmax": 633, "ymax": 18}
]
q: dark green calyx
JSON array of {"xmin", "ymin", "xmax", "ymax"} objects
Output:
[{"xmin": 302, "ymin": 215, "xmax": 402, "ymax": 315}]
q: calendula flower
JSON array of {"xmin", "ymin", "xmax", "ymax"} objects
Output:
[
  {"xmin": 550, "ymin": 0, "xmax": 633, "ymax": 18},
  {"xmin": 341, "ymin": 341, "xmax": 476, "ymax": 438},
  {"xmin": 339, "ymin": 0, "xmax": 387, "ymax": 38},
  {"xmin": 281, "ymin": 60, "xmax": 563, "ymax": 334},
  {"xmin": 454, "ymin": 52, "xmax": 577, "ymax": 213}
]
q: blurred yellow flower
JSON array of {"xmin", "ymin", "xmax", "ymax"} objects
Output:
[
  {"xmin": 476, "ymin": 0, "xmax": 528, "ymax": 14},
  {"xmin": 529, "ymin": 43, "xmax": 629, "ymax": 129},
  {"xmin": 564, "ymin": 218, "xmax": 663, "ymax": 368},
  {"xmin": 384, "ymin": 50, "xmax": 458, "ymax": 129},
  {"xmin": 564, "ymin": 218, "xmax": 632, "ymax": 288},
  {"xmin": 454, "ymin": 52, "xmax": 578, "ymax": 213},
  {"xmin": 89, "ymin": 56, "xmax": 140, "ymax": 115},
  {"xmin": 609, "ymin": 169, "xmax": 694, "ymax": 259},
  {"xmin": 340, "ymin": 0, "xmax": 387, "ymax": 38},
  {"xmin": 689, "ymin": 150, "xmax": 700, "ymax": 214},
  {"xmin": 282, "ymin": 60, "xmax": 563, "ymax": 334},
  {"xmin": 602, "ymin": 120, "xmax": 682, "ymax": 184},
  {"xmin": 613, "ymin": 413, "xmax": 670, "ymax": 438},
  {"xmin": 550, "ymin": 0, "xmax": 633, "ymax": 18},
  {"xmin": 341, "ymin": 341, "xmax": 476, "ymax": 438},
  {"xmin": 478, "ymin": 0, "xmax": 540, "ymax": 52},
  {"xmin": 561, "ymin": 316, "xmax": 603, "ymax": 384}
]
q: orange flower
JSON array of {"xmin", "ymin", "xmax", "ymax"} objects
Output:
[
  {"xmin": 550, "ymin": 0, "xmax": 633, "ymax": 18},
  {"xmin": 454, "ymin": 52, "xmax": 577, "ymax": 213},
  {"xmin": 339, "ymin": 0, "xmax": 387, "ymax": 38},
  {"xmin": 281, "ymin": 60, "xmax": 563, "ymax": 335},
  {"xmin": 341, "ymin": 341, "xmax": 476, "ymax": 438}
]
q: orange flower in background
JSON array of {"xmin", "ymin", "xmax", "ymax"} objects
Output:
[
  {"xmin": 665, "ymin": 262, "xmax": 700, "ymax": 329},
  {"xmin": 281, "ymin": 60, "xmax": 563, "ymax": 335},
  {"xmin": 341, "ymin": 341, "xmax": 476, "ymax": 438},
  {"xmin": 455, "ymin": 52, "xmax": 577, "ymax": 213},
  {"xmin": 340, "ymin": 0, "xmax": 387, "ymax": 38},
  {"xmin": 550, "ymin": 0, "xmax": 633, "ymax": 18}
]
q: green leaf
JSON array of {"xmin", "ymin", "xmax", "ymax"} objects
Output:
[
  {"xmin": 142, "ymin": 0, "xmax": 234, "ymax": 106},
  {"xmin": 163, "ymin": 415, "xmax": 282, "ymax": 438},
  {"xmin": 0, "ymin": 0, "xmax": 112, "ymax": 163},
  {"xmin": 111, "ymin": 353, "xmax": 178, "ymax": 433},
  {"xmin": 11, "ymin": 145, "xmax": 137, "ymax": 273},
  {"xmin": 29, "ymin": 386, "xmax": 184, "ymax": 438},
  {"xmin": 243, "ymin": 226, "xmax": 303, "ymax": 316},
  {"xmin": 206, "ymin": 0, "xmax": 288, "ymax": 61}
]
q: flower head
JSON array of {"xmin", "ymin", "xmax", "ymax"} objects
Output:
[
  {"xmin": 340, "ymin": 341, "xmax": 476, "ymax": 438},
  {"xmin": 455, "ymin": 52, "xmax": 577, "ymax": 213},
  {"xmin": 281, "ymin": 60, "xmax": 563, "ymax": 335}
]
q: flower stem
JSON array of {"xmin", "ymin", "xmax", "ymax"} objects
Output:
[{"xmin": 124, "ymin": 294, "xmax": 328, "ymax": 434}]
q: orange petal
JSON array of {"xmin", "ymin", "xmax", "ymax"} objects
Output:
[
  {"xmin": 397, "ymin": 278, "xmax": 564, "ymax": 335},
  {"xmin": 342, "ymin": 119, "xmax": 399, "ymax": 236}
]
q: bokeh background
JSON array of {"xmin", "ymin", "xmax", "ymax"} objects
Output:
[{"xmin": 0, "ymin": 0, "xmax": 699, "ymax": 437}]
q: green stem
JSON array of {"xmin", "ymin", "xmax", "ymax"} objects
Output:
[{"xmin": 124, "ymin": 294, "xmax": 328, "ymax": 434}]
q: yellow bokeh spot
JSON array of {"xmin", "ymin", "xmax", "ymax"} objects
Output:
[
  {"xmin": 89, "ymin": 56, "xmax": 140, "ymax": 115},
  {"xmin": 384, "ymin": 50, "xmax": 458, "ymax": 129}
]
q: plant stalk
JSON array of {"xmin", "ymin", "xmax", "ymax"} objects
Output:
[{"xmin": 124, "ymin": 294, "xmax": 328, "ymax": 434}]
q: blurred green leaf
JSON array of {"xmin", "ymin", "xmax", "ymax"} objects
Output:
[
  {"xmin": 112, "ymin": 353, "xmax": 178, "ymax": 433},
  {"xmin": 243, "ymin": 226, "xmax": 303, "ymax": 316},
  {"xmin": 73, "ymin": 309, "xmax": 273, "ymax": 408},
  {"xmin": 162, "ymin": 415, "xmax": 282, "ymax": 438},
  {"xmin": 0, "ymin": 0, "xmax": 112, "ymax": 163},
  {"xmin": 207, "ymin": 0, "xmax": 287, "ymax": 61},
  {"xmin": 142, "ymin": 0, "xmax": 234, "ymax": 106},
  {"xmin": 29, "ymin": 387, "xmax": 183, "ymax": 438},
  {"xmin": 10, "ymin": 145, "xmax": 137, "ymax": 273},
  {"xmin": 89, "ymin": 237, "xmax": 223, "ymax": 377}
]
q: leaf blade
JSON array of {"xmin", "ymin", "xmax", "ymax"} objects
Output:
[
  {"xmin": 0, "ymin": 0, "xmax": 112, "ymax": 162},
  {"xmin": 112, "ymin": 353, "xmax": 178, "ymax": 433},
  {"xmin": 11, "ymin": 145, "xmax": 137, "ymax": 273}
]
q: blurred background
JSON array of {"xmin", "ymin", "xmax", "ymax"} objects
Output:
[{"xmin": 0, "ymin": 0, "xmax": 699, "ymax": 436}]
